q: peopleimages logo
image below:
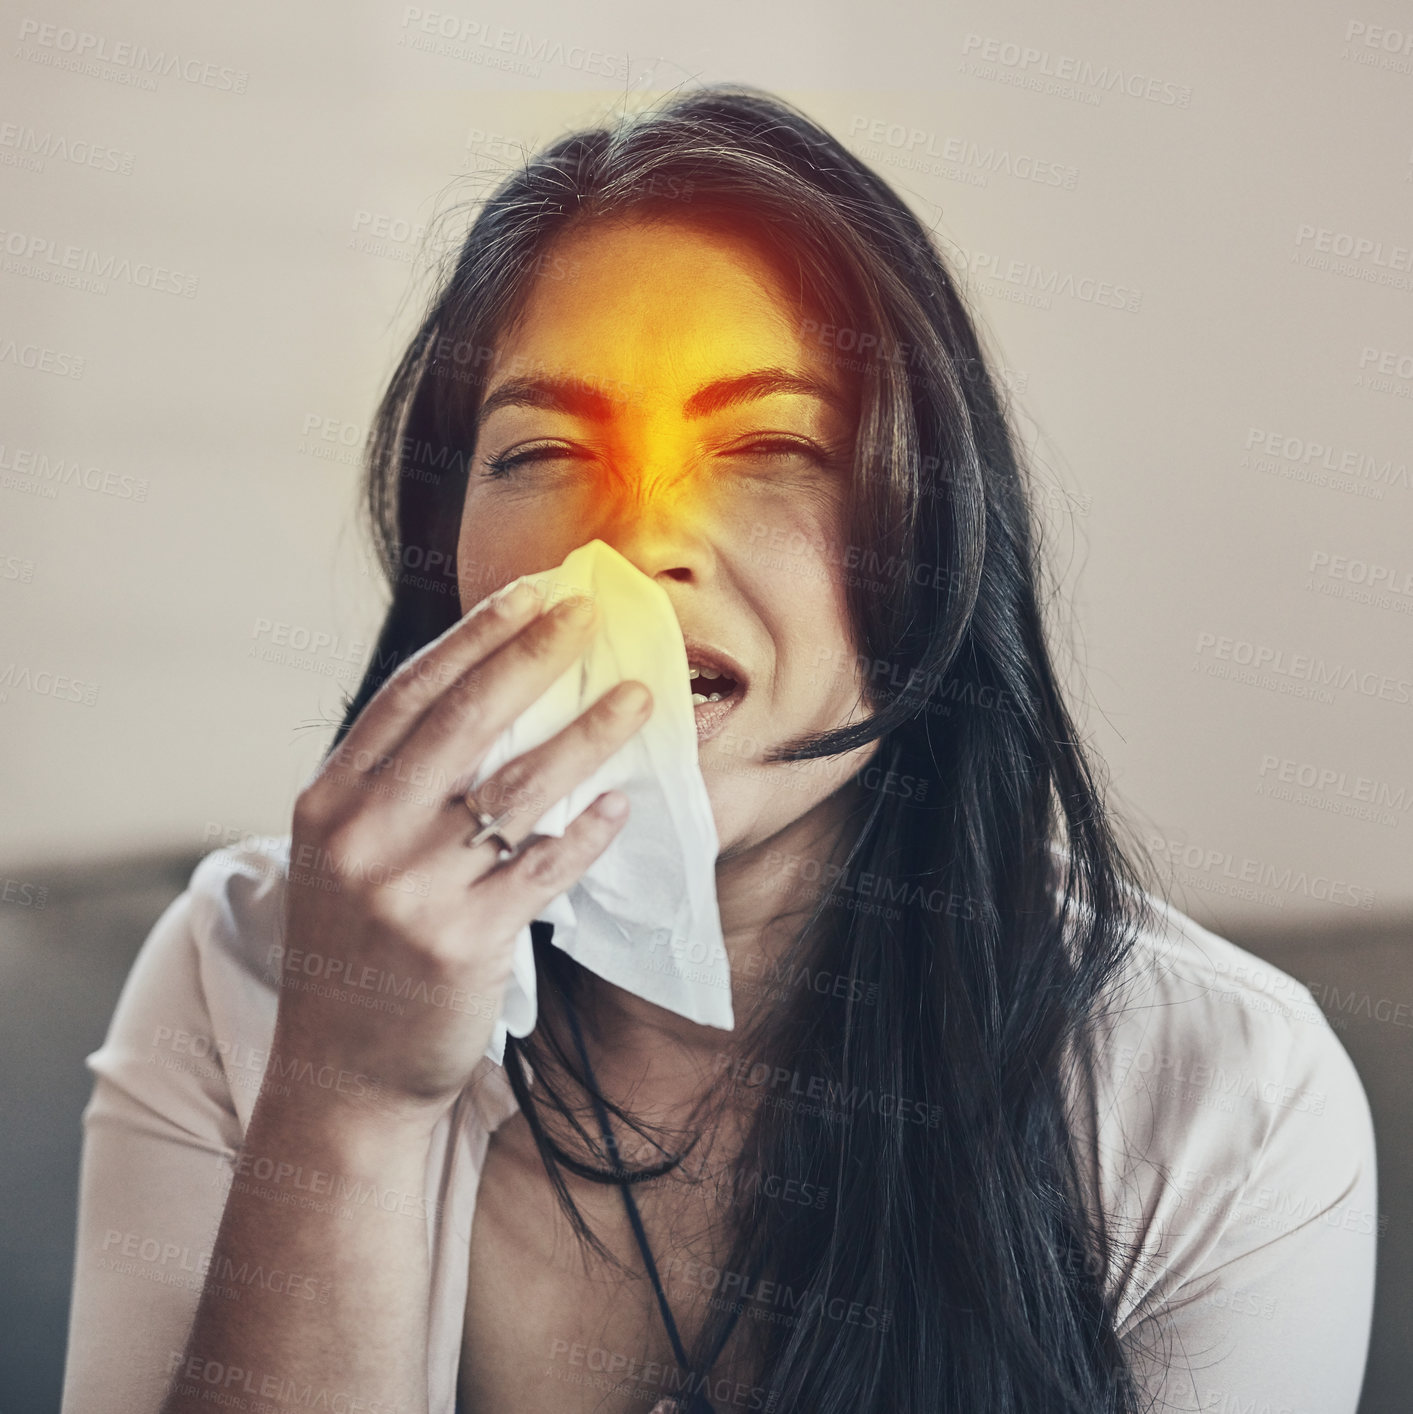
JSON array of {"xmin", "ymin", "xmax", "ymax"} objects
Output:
[
  {"xmin": 0, "ymin": 339, "xmax": 84, "ymax": 377},
  {"xmin": 397, "ymin": 8, "xmax": 629, "ymax": 80},
  {"xmin": 959, "ymin": 33, "xmax": 1192, "ymax": 107},
  {"xmin": 947, "ymin": 243, "xmax": 1143, "ymax": 312},
  {"xmin": 1193, "ymin": 631, "xmax": 1413, "ymax": 707},
  {"xmin": 1294, "ymin": 224, "xmax": 1412, "ymax": 271},
  {"xmin": 1340, "ymin": 20, "xmax": 1413, "ymax": 73},
  {"xmin": 0, "ymin": 121, "xmax": 136, "ymax": 175},
  {"xmin": 15, "ymin": 19, "xmax": 249, "ymax": 93},
  {"xmin": 1257, "ymin": 754, "xmax": 1411, "ymax": 819},
  {"xmin": 0, "ymin": 443, "xmax": 148, "ymax": 499},
  {"xmin": 1292, "ymin": 223, "xmax": 1413, "ymax": 293},
  {"xmin": 1148, "ymin": 834, "xmax": 1376, "ymax": 911},
  {"xmin": 1241, "ymin": 426, "xmax": 1409, "ymax": 499},
  {"xmin": 0, "ymin": 663, "xmax": 100, "ymax": 706},
  {"xmin": 0, "ymin": 228, "xmax": 199, "ymax": 297},
  {"xmin": 848, "ymin": 117, "xmax": 1079, "ymax": 190}
]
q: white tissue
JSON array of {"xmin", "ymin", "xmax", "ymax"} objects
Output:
[{"xmin": 468, "ymin": 540, "xmax": 733, "ymax": 1064}]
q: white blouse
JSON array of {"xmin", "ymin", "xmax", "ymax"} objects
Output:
[{"xmin": 60, "ymin": 836, "xmax": 1378, "ymax": 1413}]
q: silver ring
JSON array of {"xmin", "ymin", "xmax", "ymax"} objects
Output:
[{"xmin": 462, "ymin": 791, "xmax": 515, "ymax": 859}]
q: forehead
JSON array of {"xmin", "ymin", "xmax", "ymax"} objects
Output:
[{"xmin": 484, "ymin": 214, "xmax": 848, "ymax": 412}]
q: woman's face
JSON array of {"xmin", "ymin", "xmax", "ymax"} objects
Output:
[{"xmin": 458, "ymin": 212, "xmax": 879, "ymax": 858}]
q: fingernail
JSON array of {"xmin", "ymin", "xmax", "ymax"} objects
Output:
[
  {"xmin": 594, "ymin": 791, "xmax": 629, "ymax": 820},
  {"xmin": 614, "ymin": 681, "xmax": 651, "ymax": 714},
  {"xmin": 490, "ymin": 580, "xmax": 536, "ymax": 616}
]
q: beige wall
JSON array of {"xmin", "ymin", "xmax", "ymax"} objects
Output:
[{"xmin": 3, "ymin": 0, "xmax": 1410, "ymax": 931}]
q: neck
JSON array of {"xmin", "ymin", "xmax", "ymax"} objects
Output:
[{"xmin": 551, "ymin": 780, "xmax": 868, "ymax": 1114}]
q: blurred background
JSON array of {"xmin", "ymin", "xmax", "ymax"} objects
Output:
[{"xmin": 2, "ymin": 1, "xmax": 1410, "ymax": 1409}]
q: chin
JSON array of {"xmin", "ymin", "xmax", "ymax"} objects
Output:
[{"xmin": 697, "ymin": 768, "xmax": 750, "ymax": 857}]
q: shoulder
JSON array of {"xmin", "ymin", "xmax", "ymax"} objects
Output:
[
  {"xmin": 1078, "ymin": 885, "xmax": 1377, "ymax": 1331},
  {"xmin": 186, "ymin": 832, "xmax": 292, "ymax": 972},
  {"xmin": 184, "ymin": 833, "xmax": 293, "ymax": 1046},
  {"xmin": 1091, "ymin": 886, "xmax": 1363, "ymax": 1125},
  {"xmin": 85, "ymin": 835, "xmax": 293, "ymax": 1139}
]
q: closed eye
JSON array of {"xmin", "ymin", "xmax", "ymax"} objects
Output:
[
  {"xmin": 722, "ymin": 435, "xmax": 856, "ymax": 485},
  {"xmin": 481, "ymin": 442, "xmax": 588, "ymax": 479},
  {"xmin": 723, "ymin": 436, "xmax": 834, "ymax": 465}
]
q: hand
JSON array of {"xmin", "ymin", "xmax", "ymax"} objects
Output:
[{"xmin": 267, "ymin": 580, "xmax": 652, "ymax": 1130}]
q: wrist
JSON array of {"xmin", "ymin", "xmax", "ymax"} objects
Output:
[
  {"xmin": 248, "ymin": 1074, "xmax": 447, "ymax": 1164},
  {"xmin": 261, "ymin": 1014, "xmax": 471, "ymax": 1143}
]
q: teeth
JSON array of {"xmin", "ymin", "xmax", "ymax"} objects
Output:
[
  {"xmin": 688, "ymin": 666, "xmax": 723, "ymax": 681},
  {"xmin": 691, "ymin": 692, "xmax": 724, "ymax": 706}
]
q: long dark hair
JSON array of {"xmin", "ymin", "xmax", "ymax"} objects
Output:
[{"xmin": 330, "ymin": 86, "xmax": 1162, "ymax": 1413}]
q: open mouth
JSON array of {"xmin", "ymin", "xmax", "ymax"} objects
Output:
[
  {"xmin": 689, "ymin": 664, "xmax": 741, "ymax": 706},
  {"xmin": 683, "ymin": 643, "xmax": 748, "ymax": 742}
]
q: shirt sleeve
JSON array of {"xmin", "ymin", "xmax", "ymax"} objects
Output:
[
  {"xmin": 60, "ymin": 885, "xmax": 249, "ymax": 1414},
  {"xmin": 1116, "ymin": 992, "xmax": 1378, "ymax": 1413}
]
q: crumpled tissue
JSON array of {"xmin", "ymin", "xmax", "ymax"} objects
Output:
[{"xmin": 466, "ymin": 539, "xmax": 733, "ymax": 1064}]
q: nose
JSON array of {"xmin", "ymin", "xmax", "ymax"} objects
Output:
[{"xmin": 592, "ymin": 473, "xmax": 713, "ymax": 587}]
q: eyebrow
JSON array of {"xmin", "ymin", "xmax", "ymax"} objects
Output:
[{"xmin": 476, "ymin": 367, "xmax": 848, "ymax": 425}]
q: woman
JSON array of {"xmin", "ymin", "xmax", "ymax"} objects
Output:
[{"xmin": 62, "ymin": 87, "xmax": 1376, "ymax": 1414}]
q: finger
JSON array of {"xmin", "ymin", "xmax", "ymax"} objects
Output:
[
  {"xmin": 329, "ymin": 579, "xmax": 547, "ymax": 776},
  {"xmin": 472, "ymin": 791, "xmax": 631, "ymax": 932},
  {"xmin": 373, "ymin": 592, "xmax": 603, "ymax": 816},
  {"xmin": 445, "ymin": 679, "xmax": 653, "ymax": 855}
]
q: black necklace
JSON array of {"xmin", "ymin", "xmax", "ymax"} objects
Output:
[{"xmin": 563, "ymin": 998, "xmax": 749, "ymax": 1414}]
